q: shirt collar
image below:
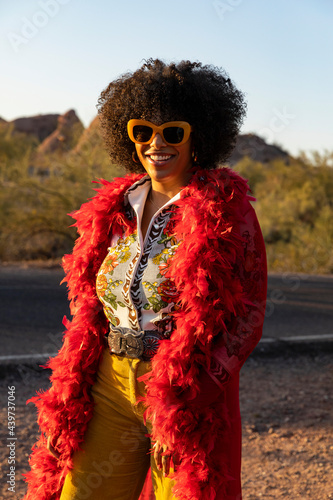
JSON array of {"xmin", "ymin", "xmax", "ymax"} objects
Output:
[{"xmin": 125, "ymin": 175, "xmax": 182, "ymax": 221}]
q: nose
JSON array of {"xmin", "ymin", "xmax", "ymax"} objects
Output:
[{"xmin": 150, "ymin": 132, "xmax": 166, "ymax": 148}]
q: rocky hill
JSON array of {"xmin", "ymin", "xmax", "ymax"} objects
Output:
[
  {"xmin": 2, "ymin": 110, "xmax": 292, "ymax": 164},
  {"xmin": 10, "ymin": 113, "xmax": 60, "ymax": 142},
  {"xmin": 72, "ymin": 115, "xmax": 101, "ymax": 153},
  {"xmin": 228, "ymin": 134, "xmax": 290, "ymax": 166},
  {"xmin": 36, "ymin": 109, "xmax": 84, "ymax": 154}
]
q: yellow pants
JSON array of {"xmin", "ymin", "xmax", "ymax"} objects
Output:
[{"xmin": 60, "ymin": 348, "xmax": 175, "ymax": 500}]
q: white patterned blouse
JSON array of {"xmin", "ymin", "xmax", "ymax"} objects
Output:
[{"xmin": 96, "ymin": 176, "xmax": 182, "ymax": 340}]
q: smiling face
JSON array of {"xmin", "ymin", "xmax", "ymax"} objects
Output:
[{"xmin": 134, "ymin": 119, "xmax": 193, "ymax": 194}]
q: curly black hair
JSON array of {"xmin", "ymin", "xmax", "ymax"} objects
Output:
[{"xmin": 97, "ymin": 59, "xmax": 246, "ymax": 172}]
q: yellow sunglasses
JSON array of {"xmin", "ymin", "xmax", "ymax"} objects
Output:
[{"xmin": 127, "ymin": 119, "xmax": 192, "ymax": 146}]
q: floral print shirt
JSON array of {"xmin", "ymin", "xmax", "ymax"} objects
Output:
[{"xmin": 96, "ymin": 176, "xmax": 182, "ymax": 334}]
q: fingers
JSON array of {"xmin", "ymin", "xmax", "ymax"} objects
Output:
[
  {"xmin": 47, "ymin": 435, "xmax": 60, "ymax": 459},
  {"xmin": 153, "ymin": 441, "xmax": 178, "ymax": 477},
  {"xmin": 153, "ymin": 441, "xmax": 162, "ymax": 471},
  {"xmin": 161, "ymin": 449, "xmax": 171, "ymax": 477}
]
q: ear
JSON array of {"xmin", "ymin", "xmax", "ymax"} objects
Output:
[{"xmin": 132, "ymin": 150, "xmax": 140, "ymax": 164}]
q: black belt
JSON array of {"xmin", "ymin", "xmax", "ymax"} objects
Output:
[{"xmin": 105, "ymin": 325, "xmax": 166, "ymax": 361}]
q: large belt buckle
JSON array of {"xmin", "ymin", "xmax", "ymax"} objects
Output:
[{"xmin": 108, "ymin": 327, "xmax": 144, "ymax": 359}]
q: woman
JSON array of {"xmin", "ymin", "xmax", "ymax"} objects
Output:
[{"xmin": 24, "ymin": 59, "xmax": 267, "ymax": 500}]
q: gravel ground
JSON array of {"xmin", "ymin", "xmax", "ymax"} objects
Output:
[{"xmin": 1, "ymin": 352, "xmax": 332, "ymax": 500}]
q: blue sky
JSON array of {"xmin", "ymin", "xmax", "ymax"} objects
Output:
[{"xmin": 1, "ymin": 0, "xmax": 332, "ymax": 156}]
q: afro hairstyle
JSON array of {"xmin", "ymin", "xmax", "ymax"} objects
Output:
[{"xmin": 97, "ymin": 58, "xmax": 246, "ymax": 172}]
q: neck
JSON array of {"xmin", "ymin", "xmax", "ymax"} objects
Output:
[
  {"xmin": 149, "ymin": 171, "xmax": 193, "ymax": 203},
  {"xmin": 148, "ymin": 188, "xmax": 172, "ymax": 210}
]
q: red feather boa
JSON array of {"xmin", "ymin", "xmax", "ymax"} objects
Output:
[{"xmin": 24, "ymin": 167, "xmax": 254, "ymax": 500}]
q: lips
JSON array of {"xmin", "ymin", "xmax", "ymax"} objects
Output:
[
  {"xmin": 148, "ymin": 154, "xmax": 173, "ymax": 161},
  {"xmin": 145, "ymin": 152, "xmax": 175, "ymax": 166}
]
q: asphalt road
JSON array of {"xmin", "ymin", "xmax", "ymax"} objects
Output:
[{"xmin": 0, "ymin": 266, "xmax": 332, "ymax": 358}]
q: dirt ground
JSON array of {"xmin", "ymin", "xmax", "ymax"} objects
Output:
[{"xmin": 1, "ymin": 352, "xmax": 332, "ymax": 500}]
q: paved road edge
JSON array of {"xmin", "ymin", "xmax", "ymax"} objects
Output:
[{"xmin": 0, "ymin": 335, "xmax": 332, "ymax": 378}]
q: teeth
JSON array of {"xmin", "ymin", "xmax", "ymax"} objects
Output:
[{"xmin": 149, "ymin": 155, "xmax": 172, "ymax": 161}]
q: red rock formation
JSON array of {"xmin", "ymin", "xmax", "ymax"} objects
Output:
[
  {"xmin": 5, "ymin": 109, "xmax": 291, "ymax": 166},
  {"xmin": 72, "ymin": 115, "xmax": 101, "ymax": 153},
  {"xmin": 228, "ymin": 134, "xmax": 290, "ymax": 165},
  {"xmin": 37, "ymin": 109, "xmax": 84, "ymax": 154},
  {"xmin": 11, "ymin": 114, "xmax": 59, "ymax": 141}
]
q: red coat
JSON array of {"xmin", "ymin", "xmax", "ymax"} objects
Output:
[{"xmin": 24, "ymin": 168, "xmax": 267, "ymax": 500}]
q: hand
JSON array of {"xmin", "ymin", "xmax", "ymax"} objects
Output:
[
  {"xmin": 153, "ymin": 441, "xmax": 180, "ymax": 477},
  {"xmin": 47, "ymin": 435, "xmax": 60, "ymax": 459}
]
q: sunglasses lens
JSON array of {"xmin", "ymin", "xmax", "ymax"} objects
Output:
[
  {"xmin": 132, "ymin": 125, "xmax": 153, "ymax": 143},
  {"xmin": 130, "ymin": 122, "xmax": 188, "ymax": 144},
  {"xmin": 163, "ymin": 126, "xmax": 184, "ymax": 144}
]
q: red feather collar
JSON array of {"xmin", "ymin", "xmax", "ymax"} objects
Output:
[{"xmin": 24, "ymin": 167, "xmax": 251, "ymax": 500}]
